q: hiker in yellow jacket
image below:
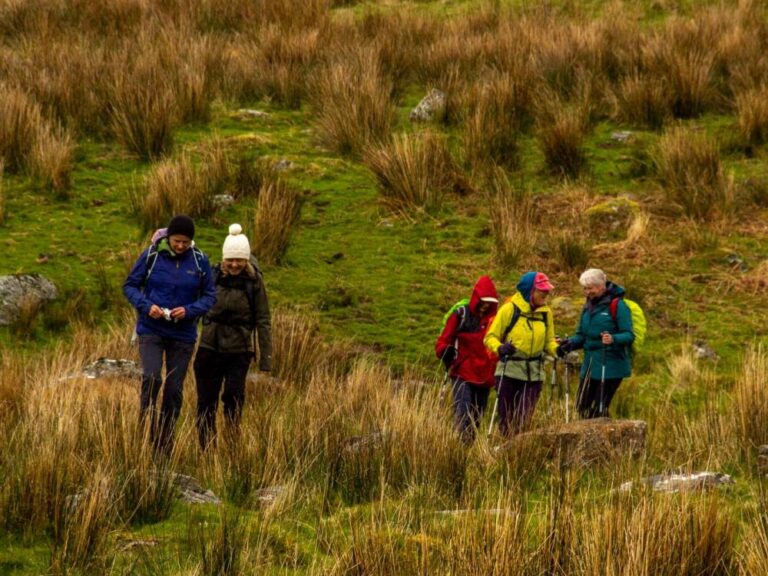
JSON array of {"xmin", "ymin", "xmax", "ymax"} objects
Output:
[{"xmin": 484, "ymin": 271, "xmax": 558, "ymax": 435}]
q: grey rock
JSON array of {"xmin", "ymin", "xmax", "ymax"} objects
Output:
[
  {"xmin": 0, "ymin": 274, "xmax": 57, "ymax": 325},
  {"xmin": 619, "ymin": 471, "xmax": 734, "ymax": 493},
  {"xmin": 238, "ymin": 109, "xmax": 269, "ymax": 119},
  {"xmin": 82, "ymin": 357, "xmax": 141, "ymax": 380},
  {"xmin": 342, "ymin": 430, "xmax": 385, "ymax": 455},
  {"xmin": 610, "ymin": 131, "xmax": 634, "ymax": 143},
  {"xmin": 255, "ymin": 485, "xmax": 286, "ymax": 506},
  {"xmin": 409, "ymin": 89, "xmax": 447, "ymax": 123},
  {"xmin": 725, "ymin": 253, "xmax": 748, "ymax": 272},
  {"xmin": 273, "ymin": 159, "xmax": 294, "ymax": 172},
  {"xmin": 173, "ymin": 473, "xmax": 220, "ymax": 505},
  {"xmin": 213, "ymin": 194, "xmax": 235, "ymax": 209},
  {"xmin": 692, "ymin": 340, "xmax": 718, "ymax": 360}
]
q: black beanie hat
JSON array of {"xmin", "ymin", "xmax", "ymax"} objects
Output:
[{"xmin": 167, "ymin": 215, "xmax": 195, "ymax": 239}]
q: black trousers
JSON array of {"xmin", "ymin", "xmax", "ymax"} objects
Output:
[
  {"xmin": 193, "ymin": 348, "xmax": 252, "ymax": 449},
  {"xmin": 576, "ymin": 376, "xmax": 622, "ymax": 418},
  {"xmin": 138, "ymin": 334, "xmax": 195, "ymax": 454}
]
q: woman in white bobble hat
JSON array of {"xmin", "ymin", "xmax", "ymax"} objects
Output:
[{"xmin": 193, "ymin": 223, "xmax": 272, "ymax": 450}]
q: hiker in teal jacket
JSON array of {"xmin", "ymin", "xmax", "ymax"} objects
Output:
[{"xmin": 557, "ymin": 268, "xmax": 633, "ymax": 418}]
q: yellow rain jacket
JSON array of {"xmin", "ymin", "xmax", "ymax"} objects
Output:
[{"xmin": 484, "ymin": 292, "xmax": 558, "ymax": 382}]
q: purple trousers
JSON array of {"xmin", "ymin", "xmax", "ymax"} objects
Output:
[{"xmin": 496, "ymin": 376, "xmax": 542, "ymax": 436}]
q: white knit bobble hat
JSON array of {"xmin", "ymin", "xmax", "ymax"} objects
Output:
[{"xmin": 222, "ymin": 223, "xmax": 251, "ymax": 260}]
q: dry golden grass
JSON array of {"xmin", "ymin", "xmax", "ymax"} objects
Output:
[
  {"xmin": 311, "ymin": 47, "xmax": 394, "ymax": 156},
  {"xmin": 734, "ymin": 344, "xmax": 768, "ymax": 450},
  {"xmin": 29, "ymin": 123, "xmax": 73, "ymax": 196},
  {"xmin": 463, "ymin": 69, "xmax": 533, "ymax": 172},
  {"xmin": 0, "ymin": 160, "xmax": 4, "ymax": 224},
  {"xmin": 487, "ymin": 169, "xmax": 536, "ymax": 270},
  {"xmin": 251, "ymin": 178, "xmax": 302, "ymax": 265},
  {"xmin": 364, "ymin": 131, "xmax": 459, "ymax": 212},
  {"xmin": 0, "ymin": 84, "xmax": 42, "ymax": 173},
  {"xmin": 535, "ymin": 95, "xmax": 590, "ymax": 179},
  {"xmin": 654, "ymin": 126, "xmax": 730, "ymax": 221},
  {"xmin": 735, "ymin": 85, "xmax": 768, "ymax": 149}
]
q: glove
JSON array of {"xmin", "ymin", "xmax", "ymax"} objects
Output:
[
  {"xmin": 441, "ymin": 346, "xmax": 457, "ymax": 370},
  {"xmin": 556, "ymin": 340, "xmax": 572, "ymax": 358},
  {"xmin": 498, "ymin": 342, "xmax": 516, "ymax": 359}
]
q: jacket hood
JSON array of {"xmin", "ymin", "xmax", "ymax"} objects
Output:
[
  {"xmin": 606, "ymin": 281, "xmax": 625, "ymax": 298},
  {"xmin": 469, "ymin": 275, "xmax": 498, "ymax": 316},
  {"xmin": 516, "ymin": 271, "xmax": 537, "ymax": 304}
]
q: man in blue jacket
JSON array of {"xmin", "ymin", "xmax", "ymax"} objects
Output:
[{"xmin": 123, "ymin": 215, "xmax": 216, "ymax": 453}]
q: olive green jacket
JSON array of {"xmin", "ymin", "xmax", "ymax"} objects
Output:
[{"xmin": 198, "ymin": 262, "xmax": 272, "ymax": 371}]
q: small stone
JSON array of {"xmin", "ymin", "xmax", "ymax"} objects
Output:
[
  {"xmin": 692, "ymin": 340, "xmax": 718, "ymax": 360},
  {"xmin": 173, "ymin": 473, "xmax": 221, "ymax": 505},
  {"xmin": 254, "ymin": 485, "xmax": 286, "ymax": 506},
  {"xmin": 213, "ymin": 194, "xmax": 235, "ymax": 209},
  {"xmin": 409, "ymin": 89, "xmax": 447, "ymax": 123},
  {"xmin": 610, "ymin": 131, "xmax": 634, "ymax": 143},
  {"xmin": 619, "ymin": 471, "xmax": 734, "ymax": 493},
  {"xmin": 273, "ymin": 159, "xmax": 294, "ymax": 172},
  {"xmin": 238, "ymin": 109, "xmax": 269, "ymax": 119},
  {"xmin": 81, "ymin": 357, "xmax": 142, "ymax": 380},
  {"xmin": 725, "ymin": 253, "xmax": 748, "ymax": 272}
]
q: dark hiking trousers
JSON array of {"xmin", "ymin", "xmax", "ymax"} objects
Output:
[
  {"xmin": 452, "ymin": 377, "xmax": 491, "ymax": 444},
  {"xmin": 193, "ymin": 348, "xmax": 252, "ymax": 450},
  {"xmin": 496, "ymin": 376, "xmax": 542, "ymax": 436},
  {"xmin": 138, "ymin": 334, "xmax": 195, "ymax": 454},
  {"xmin": 576, "ymin": 376, "xmax": 622, "ymax": 419}
]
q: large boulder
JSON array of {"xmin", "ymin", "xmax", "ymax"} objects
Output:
[
  {"xmin": 497, "ymin": 418, "xmax": 646, "ymax": 467},
  {"xmin": 0, "ymin": 274, "xmax": 58, "ymax": 325}
]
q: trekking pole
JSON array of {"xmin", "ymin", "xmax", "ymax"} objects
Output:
[
  {"xmin": 438, "ymin": 370, "xmax": 450, "ymax": 404},
  {"xmin": 564, "ymin": 356, "xmax": 570, "ymax": 423},
  {"xmin": 487, "ymin": 357, "xmax": 509, "ymax": 438},
  {"xmin": 599, "ymin": 334, "xmax": 607, "ymax": 417},
  {"xmin": 547, "ymin": 356, "xmax": 557, "ymax": 418}
]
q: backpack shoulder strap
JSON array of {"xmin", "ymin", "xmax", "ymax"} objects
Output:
[
  {"xmin": 609, "ymin": 297, "xmax": 618, "ymax": 321},
  {"xmin": 501, "ymin": 304, "xmax": 522, "ymax": 342},
  {"xmin": 455, "ymin": 305, "xmax": 469, "ymax": 333},
  {"xmin": 143, "ymin": 244, "xmax": 159, "ymax": 288}
]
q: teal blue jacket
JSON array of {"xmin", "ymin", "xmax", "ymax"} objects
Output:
[{"xmin": 567, "ymin": 282, "xmax": 634, "ymax": 380}]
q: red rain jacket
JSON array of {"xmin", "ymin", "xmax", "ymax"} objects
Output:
[{"xmin": 435, "ymin": 275, "xmax": 499, "ymax": 387}]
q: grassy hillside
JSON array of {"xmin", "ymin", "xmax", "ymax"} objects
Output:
[{"xmin": 1, "ymin": 0, "xmax": 768, "ymax": 573}]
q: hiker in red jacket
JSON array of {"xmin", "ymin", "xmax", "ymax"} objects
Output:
[{"xmin": 436, "ymin": 275, "xmax": 499, "ymax": 443}]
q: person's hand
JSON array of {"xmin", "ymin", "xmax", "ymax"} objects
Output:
[
  {"xmin": 601, "ymin": 332, "xmax": 613, "ymax": 345},
  {"xmin": 442, "ymin": 346, "xmax": 457, "ymax": 370},
  {"xmin": 556, "ymin": 340, "xmax": 572, "ymax": 358},
  {"xmin": 498, "ymin": 342, "xmax": 516, "ymax": 359},
  {"xmin": 149, "ymin": 304, "xmax": 164, "ymax": 319},
  {"xmin": 170, "ymin": 307, "xmax": 186, "ymax": 320}
]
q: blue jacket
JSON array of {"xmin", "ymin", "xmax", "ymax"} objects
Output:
[
  {"xmin": 123, "ymin": 240, "xmax": 216, "ymax": 343},
  {"xmin": 567, "ymin": 282, "xmax": 633, "ymax": 380}
]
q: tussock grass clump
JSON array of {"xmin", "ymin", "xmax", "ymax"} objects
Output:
[
  {"xmin": 553, "ymin": 231, "xmax": 590, "ymax": 272},
  {"xmin": 535, "ymin": 95, "xmax": 589, "ymax": 179},
  {"xmin": 29, "ymin": 123, "xmax": 73, "ymax": 196},
  {"xmin": 251, "ymin": 179, "xmax": 302, "ymax": 265},
  {"xmin": 136, "ymin": 155, "xmax": 211, "ymax": 230},
  {"xmin": 576, "ymin": 493, "xmax": 735, "ymax": 574},
  {"xmin": 654, "ymin": 126, "xmax": 730, "ymax": 221},
  {"xmin": 0, "ymin": 161, "xmax": 5, "ymax": 224},
  {"xmin": 487, "ymin": 169, "xmax": 536, "ymax": 270},
  {"xmin": 312, "ymin": 48, "xmax": 394, "ymax": 156},
  {"xmin": 270, "ymin": 309, "xmax": 325, "ymax": 384},
  {"xmin": 463, "ymin": 69, "xmax": 532, "ymax": 172},
  {"xmin": 614, "ymin": 73, "xmax": 670, "ymax": 129},
  {"xmin": 0, "ymin": 84, "xmax": 41, "ymax": 173},
  {"xmin": 736, "ymin": 85, "xmax": 768, "ymax": 149},
  {"xmin": 734, "ymin": 344, "xmax": 768, "ymax": 451},
  {"xmin": 109, "ymin": 56, "xmax": 177, "ymax": 160},
  {"xmin": 49, "ymin": 469, "xmax": 114, "ymax": 574},
  {"xmin": 364, "ymin": 131, "xmax": 459, "ymax": 212}
]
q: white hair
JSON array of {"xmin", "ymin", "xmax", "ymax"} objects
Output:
[{"xmin": 579, "ymin": 268, "xmax": 606, "ymax": 288}]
